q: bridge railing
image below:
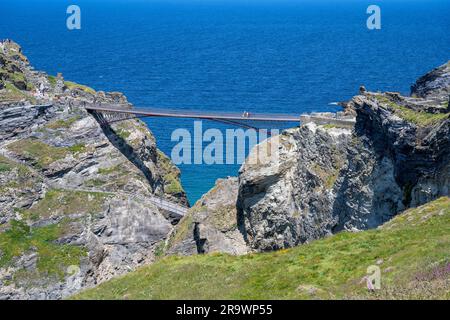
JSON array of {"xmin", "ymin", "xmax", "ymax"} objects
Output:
[{"xmin": 147, "ymin": 195, "xmax": 188, "ymax": 216}]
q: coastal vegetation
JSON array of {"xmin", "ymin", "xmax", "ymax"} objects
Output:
[
  {"xmin": 0, "ymin": 82, "xmax": 36, "ymax": 103},
  {"xmin": 0, "ymin": 219, "xmax": 87, "ymax": 282},
  {"xmin": 6, "ymin": 139, "xmax": 88, "ymax": 169},
  {"xmin": 157, "ymin": 150, "xmax": 185, "ymax": 195},
  {"xmin": 64, "ymin": 81, "xmax": 96, "ymax": 95},
  {"xmin": 375, "ymin": 95, "xmax": 449, "ymax": 126},
  {"xmin": 20, "ymin": 189, "xmax": 109, "ymax": 220},
  {"xmin": 7, "ymin": 138, "xmax": 69, "ymax": 169},
  {"xmin": 74, "ymin": 197, "xmax": 450, "ymax": 300},
  {"xmin": 45, "ymin": 116, "xmax": 81, "ymax": 130}
]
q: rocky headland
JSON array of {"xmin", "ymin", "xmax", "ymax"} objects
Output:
[{"xmin": 0, "ymin": 40, "xmax": 187, "ymax": 299}]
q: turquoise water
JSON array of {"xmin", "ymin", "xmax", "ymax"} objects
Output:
[{"xmin": 1, "ymin": 0, "xmax": 449, "ymax": 203}]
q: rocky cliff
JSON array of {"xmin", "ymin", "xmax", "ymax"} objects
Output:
[
  {"xmin": 160, "ymin": 61, "xmax": 449, "ymax": 255},
  {"xmin": 164, "ymin": 177, "xmax": 248, "ymax": 256},
  {"xmin": 0, "ymin": 40, "xmax": 188, "ymax": 299},
  {"xmin": 237, "ymin": 61, "xmax": 449, "ymax": 251},
  {"xmin": 411, "ymin": 61, "xmax": 450, "ymax": 102},
  {"xmin": 237, "ymin": 124, "xmax": 353, "ymax": 250}
]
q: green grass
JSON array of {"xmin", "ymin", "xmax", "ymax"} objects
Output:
[
  {"xmin": 21, "ymin": 189, "xmax": 109, "ymax": 220},
  {"xmin": 7, "ymin": 139, "xmax": 89, "ymax": 169},
  {"xmin": 0, "ymin": 155, "xmax": 33, "ymax": 175},
  {"xmin": 154, "ymin": 241, "xmax": 166, "ymax": 259},
  {"xmin": 157, "ymin": 150, "xmax": 185, "ymax": 195},
  {"xmin": 7, "ymin": 138, "xmax": 68, "ymax": 169},
  {"xmin": 0, "ymin": 160, "xmax": 13, "ymax": 172},
  {"xmin": 47, "ymin": 75, "xmax": 57, "ymax": 87},
  {"xmin": 0, "ymin": 189, "xmax": 108, "ymax": 282},
  {"xmin": 0, "ymin": 82, "xmax": 36, "ymax": 103},
  {"xmin": 115, "ymin": 128, "xmax": 131, "ymax": 140},
  {"xmin": 45, "ymin": 116, "xmax": 81, "ymax": 130},
  {"xmin": 68, "ymin": 143, "xmax": 87, "ymax": 154},
  {"xmin": 10, "ymin": 72, "xmax": 26, "ymax": 84},
  {"xmin": 164, "ymin": 176, "xmax": 184, "ymax": 195},
  {"xmin": 74, "ymin": 197, "xmax": 450, "ymax": 300},
  {"xmin": 375, "ymin": 95, "xmax": 449, "ymax": 126},
  {"xmin": 442, "ymin": 100, "xmax": 449, "ymax": 109},
  {"xmin": 0, "ymin": 220, "xmax": 86, "ymax": 280},
  {"xmin": 64, "ymin": 81, "xmax": 96, "ymax": 95}
]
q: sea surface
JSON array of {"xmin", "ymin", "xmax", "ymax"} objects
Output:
[{"xmin": 1, "ymin": 0, "xmax": 449, "ymax": 203}]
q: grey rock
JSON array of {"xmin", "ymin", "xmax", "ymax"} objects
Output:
[
  {"xmin": 237, "ymin": 62, "xmax": 449, "ymax": 252},
  {"xmin": 166, "ymin": 178, "xmax": 248, "ymax": 256},
  {"xmin": 411, "ymin": 60, "xmax": 450, "ymax": 103},
  {"xmin": 237, "ymin": 124, "xmax": 352, "ymax": 250}
]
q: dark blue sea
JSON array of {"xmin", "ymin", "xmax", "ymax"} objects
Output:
[{"xmin": 1, "ymin": 0, "xmax": 449, "ymax": 204}]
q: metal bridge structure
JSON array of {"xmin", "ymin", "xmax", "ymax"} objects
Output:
[
  {"xmin": 85, "ymin": 104, "xmax": 356, "ymax": 130},
  {"xmin": 85, "ymin": 104, "xmax": 302, "ymax": 130}
]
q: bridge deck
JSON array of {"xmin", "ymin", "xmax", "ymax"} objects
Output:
[{"xmin": 85, "ymin": 105, "xmax": 301, "ymax": 122}]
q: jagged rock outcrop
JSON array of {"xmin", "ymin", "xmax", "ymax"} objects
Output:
[
  {"xmin": 165, "ymin": 178, "xmax": 248, "ymax": 256},
  {"xmin": 237, "ymin": 61, "xmax": 449, "ymax": 251},
  {"xmin": 237, "ymin": 124, "xmax": 353, "ymax": 250},
  {"xmin": 0, "ymin": 40, "xmax": 188, "ymax": 299},
  {"xmin": 0, "ymin": 104, "xmax": 55, "ymax": 140},
  {"xmin": 351, "ymin": 92, "xmax": 449, "ymax": 208},
  {"xmin": 411, "ymin": 61, "xmax": 450, "ymax": 103}
]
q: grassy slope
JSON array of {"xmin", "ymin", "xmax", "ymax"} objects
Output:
[
  {"xmin": 374, "ymin": 95, "xmax": 449, "ymax": 126},
  {"xmin": 6, "ymin": 138, "xmax": 88, "ymax": 169},
  {"xmin": 74, "ymin": 197, "xmax": 450, "ymax": 300}
]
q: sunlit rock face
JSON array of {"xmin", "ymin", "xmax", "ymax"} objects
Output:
[
  {"xmin": 237, "ymin": 61, "xmax": 449, "ymax": 252},
  {"xmin": 165, "ymin": 177, "xmax": 249, "ymax": 256},
  {"xmin": 237, "ymin": 124, "xmax": 354, "ymax": 251}
]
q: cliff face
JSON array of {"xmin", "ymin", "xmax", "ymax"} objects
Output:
[
  {"xmin": 164, "ymin": 178, "xmax": 248, "ymax": 256},
  {"xmin": 411, "ymin": 61, "xmax": 450, "ymax": 102},
  {"xmin": 237, "ymin": 61, "xmax": 449, "ymax": 251},
  {"xmin": 0, "ymin": 40, "xmax": 187, "ymax": 299},
  {"xmin": 237, "ymin": 124, "xmax": 352, "ymax": 250},
  {"xmin": 351, "ymin": 93, "xmax": 449, "ymax": 208}
]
